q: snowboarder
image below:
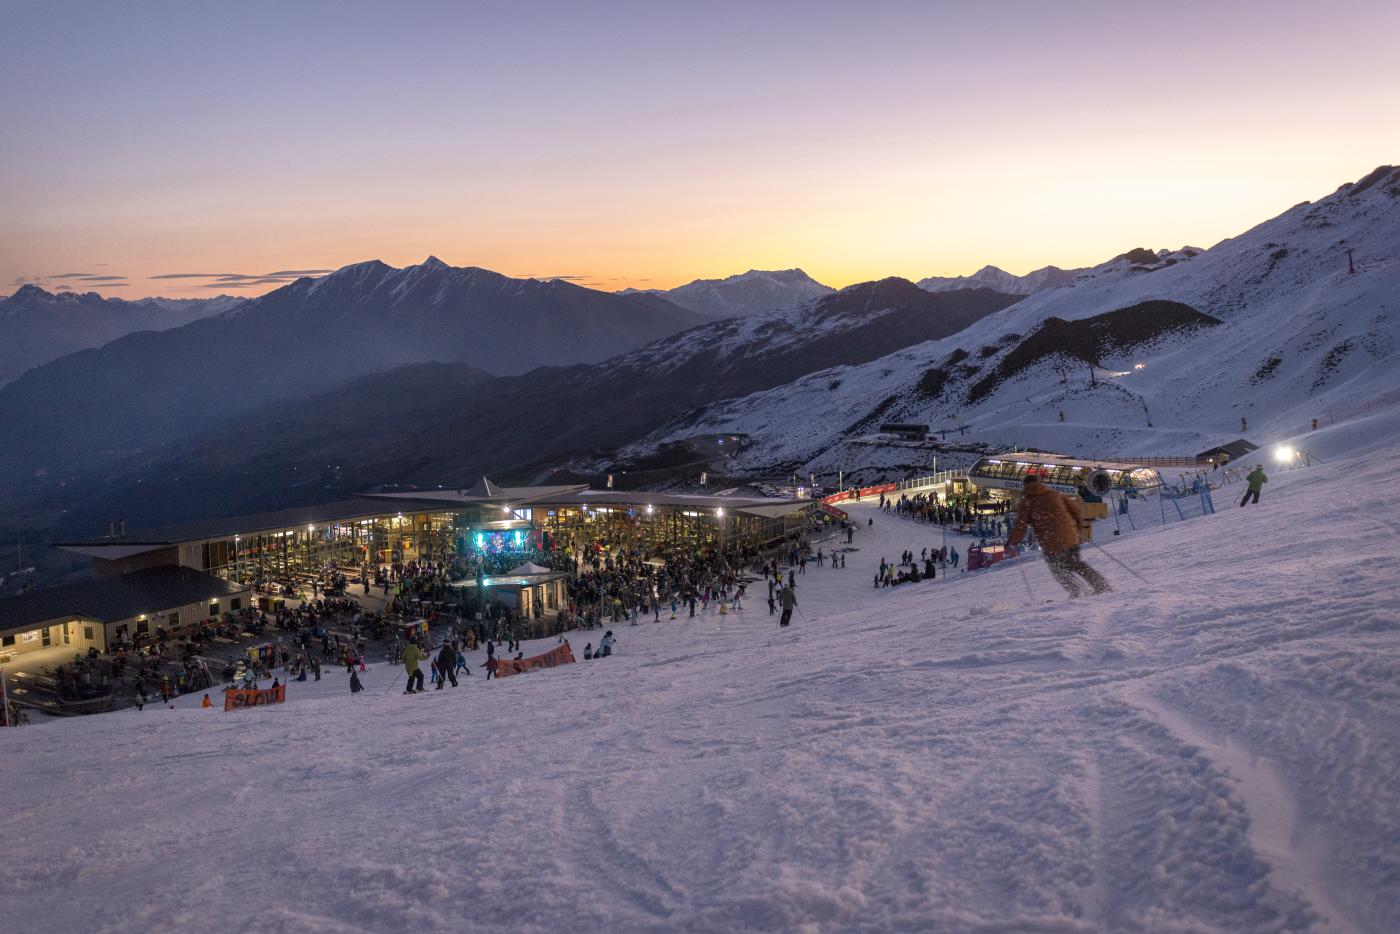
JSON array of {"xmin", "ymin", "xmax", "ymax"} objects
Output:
[
  {"xmin": 1008, "ymin": 471, "xmax": 1111, "ymax": 598},
  {"xmin": 599, "ymin": 631, "xmax": 615, "ymax": 657},
  {"xmin": 349, "ymin": 669, "xmax": 364, "ymax": 693},
  {"xmin": 778, "ymin": 585, "xmax": 797, "ymax": 627},
  {"xmin": 1240, "ymin": 464, "xmax": 1268, "ymax": 507}
]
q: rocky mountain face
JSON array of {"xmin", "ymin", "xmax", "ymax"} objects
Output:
[
  {"xmin": 0, "ymin": 287, "xmax": 242, "ymax": 385},
  {"xmin": 623, "ymin": 268, "xmax": 834, "ymax": 318},
  {"xmin": 0, "ymin": 258, "xmax": 704, "ymax": 471}
]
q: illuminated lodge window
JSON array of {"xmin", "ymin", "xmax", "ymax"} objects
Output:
[{"xmin": 969, "ymin": 458, "xmax": 1162, "ymax": 490}]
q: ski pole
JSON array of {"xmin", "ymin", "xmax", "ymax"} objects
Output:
[
  {"xmin": 1018, "ymin": 566, "xmax": 1036, "ymax": 604},
  {"xmin": 1086, "ymin": 539, "xmax": 1148, "ymax": 583}
]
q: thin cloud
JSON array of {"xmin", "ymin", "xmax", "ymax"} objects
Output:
[
  {"xmin": 48, "ymin": 272, "xmax": 129, "ymax": 281},
  {"xmin": 149, "ymin": 273, "xmax": 238, "ymax": 279},
  {"xmin": 151, "ymin": 268, "xmax": 333, "ymax": 282}
]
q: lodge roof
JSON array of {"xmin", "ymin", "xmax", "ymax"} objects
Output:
[
  {"xmin": 1197, "ymin": 438, "xmax": 1259, "ymax": 460},
  {"xmin": 55, "ymin": 497, "xmax": 453, "ymax": 554},
  {"xmin": 0, "ymin": 565, "xmax": 246, "ymax": 633}
]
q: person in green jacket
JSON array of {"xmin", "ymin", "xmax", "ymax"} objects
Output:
[
  {"xmin": 403, "ymin": 642, "xmax": 426, "ymax": 693},
  {"xmin": 1240, "ymin": 465, "xmax": 1268, "ymax": 507}
]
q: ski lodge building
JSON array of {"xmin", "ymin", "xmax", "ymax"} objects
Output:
[
  {"xmin": 0, "ymin": 480, "xmax": 810, "ymax": 646},
  {"xmin": 0, "ymin": 565, "xmax": 248, "ymax": 664}
]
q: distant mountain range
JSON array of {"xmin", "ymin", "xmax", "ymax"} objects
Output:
[
  {"xmin": 917, "ymin": 264, "xmax": 1080, "ymax": 296},
  {"xmin": 7, "ymin": 165, "xmax": 1399, "ymax": 542},
  {"xmin": 622, "ymin": 268, "xmax": 834, "ymax": 318},
  {"xmin": 0, "ymin": 287, "xmax": 243, "ymax": 385},
  {"xmin": 0, "ymin": 257, "xmax": 703, "ymax": 468},
  {"xmin": 31, "ymin": 280, "xmax": 1020, "ymax": 529}
]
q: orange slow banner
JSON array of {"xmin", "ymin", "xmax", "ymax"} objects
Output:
[
  {"xmin": 496, "ymin": 642, "xmax": 576, "ymax": 678},
  {"xmin": 224, "ymin": 683, "xmax": 287, "ymax": 711}
]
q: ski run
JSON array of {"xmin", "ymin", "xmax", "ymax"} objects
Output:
[{"xmin": 3, "ymin": 410, "xmax": 1399, "ymax": 933}]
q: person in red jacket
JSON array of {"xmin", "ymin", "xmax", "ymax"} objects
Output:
[{"xmin": 1008, "ymin": 472, "xmax": 1112, "ymax": 598}]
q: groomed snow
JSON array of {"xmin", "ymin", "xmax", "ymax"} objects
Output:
[{"xmin": 3, "ymin": 415, "xmax": 1399, "ymax": 932}]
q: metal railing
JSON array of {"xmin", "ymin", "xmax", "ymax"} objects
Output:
[{"xmin": 894, "ymin": 470, "xmax": 967, "ymax": 491}]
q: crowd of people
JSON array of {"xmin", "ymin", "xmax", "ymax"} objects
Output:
[
  {"xmin": 879, "ymin": 490, "xmax": 1010, "ymax": 528},
  {"xmin": 562, "ymin": 544, "xmax": 750, "ymax": 629}
]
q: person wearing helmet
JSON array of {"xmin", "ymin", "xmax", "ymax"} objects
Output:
[
  {"xmin": 1241, "ymin": 465, "xmax": 1267, "ymax": 507},
  {"xmin": 1008, "ymin": 471, "xmax": 1111, "ymax": 598}
]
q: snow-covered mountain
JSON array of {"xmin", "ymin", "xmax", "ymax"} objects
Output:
[
  {"xmin": 918, "ymin": 263, "xmax": 1081, "ymax": 296},
  {"xmin": 33, "ymin": 280, "xmax": 1020, "ymax": 528},
  {"xmin": 0, "ymin": 287, "xmax": 242, "ymax": 385},
  {"xmin": 624, "ymin": 268, "xmax": 834, "ymax": 318},
  {"xmin": 0, "ymin": 258, "xmax": 704, "ymax": 470},
  {"xmin": 641, "ymin": 166, "xmax": 1400, "ymax": 477}
]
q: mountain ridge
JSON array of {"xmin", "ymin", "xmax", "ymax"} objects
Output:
[
  {"xmin": 32, "ymin": 282, "xmax": 1020, "ymax": 529},
  {"xmin": 622, "ymin": 267, "xmax": 834, "ymax": 319},
  {"xmin": 0, "ymin": 257, "xmax": 704, "ymax": 468},
  {"xmin": 642, "ymin": 165, "xmax": 1400, "ymax": 478},
  {"xmin": 0, "ymin": 287, "xmax": 243, "ymax": 385}
]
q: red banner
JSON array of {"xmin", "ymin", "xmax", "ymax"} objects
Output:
[
  {"xmin": 496, "ymin": 643, "xmax": 576, "ymax": 678},
  {"xmin": 822, "ymin": 482, "xmax": 897, "ymax": 506},
  {"xmin": 224, "ymin": 684, "xmax": 287, "ymax": 711}
]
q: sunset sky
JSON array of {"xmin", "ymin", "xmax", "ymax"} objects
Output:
[{"xmin": 2, "ymin": 0, "xmax": 1397, "ymax": 299}]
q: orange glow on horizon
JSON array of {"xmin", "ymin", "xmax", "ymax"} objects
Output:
[{"xmin": 4, "ymin": 2, "xmax": 1398, "ymax": 300}]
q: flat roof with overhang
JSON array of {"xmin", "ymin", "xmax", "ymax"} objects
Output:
[
  {"xmin": 0, "ymin": 566, "xmax": 246, "ymax": 634},
  {"xmin": 55, "ymin": 497, "xmax": 456, "ymax": 559}
]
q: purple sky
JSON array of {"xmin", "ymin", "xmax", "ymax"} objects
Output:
[{"xmin": 2, "ymin": 0, "xmax": 1397, "ymax": 297}]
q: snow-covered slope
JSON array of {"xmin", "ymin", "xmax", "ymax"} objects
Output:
[
  {"xmin": 4, "ymin": 408, "xmax": 1399, "ymax": 931},
  {"xmin": 657, "ymin": 166, "xmax": 1400, "ymax": 475},
  {"xmin": 624, "ymin": 268, "xmax": 835, "ymax": 318},
  {"xmin": 918, "ymin": 263, "xmax": 1081, "ymax": 296}
]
